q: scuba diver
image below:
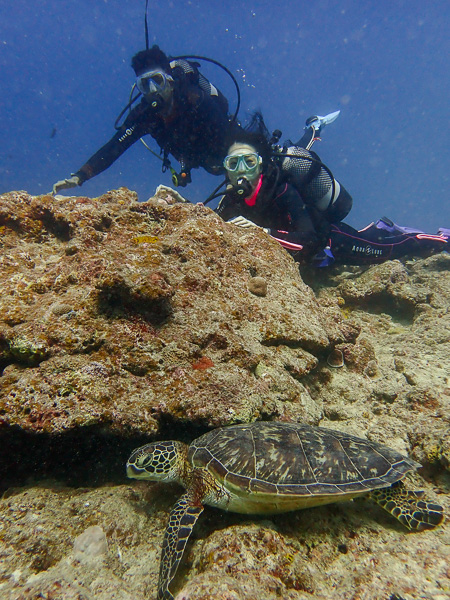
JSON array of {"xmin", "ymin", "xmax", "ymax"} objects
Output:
[
  {"xmin": 52, "ymin": 44, "xmax": 242, "ymax": 194},
  {"xmin": 215, "ymin": 112, "xmax": 449, "ymax": 266}
]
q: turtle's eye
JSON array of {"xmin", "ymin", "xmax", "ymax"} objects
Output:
[
  {"xmin": 135, "ymin": 443, "xmax": 176, "ymax": 474},
  {"xmin": 135, "ymin": 451, "xmax": 152, "ymax": 469}
]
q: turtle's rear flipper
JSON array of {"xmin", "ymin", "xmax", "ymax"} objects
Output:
[{"xmin": 371, "ymin": 481, "xmax": 444, "ymax": 531}]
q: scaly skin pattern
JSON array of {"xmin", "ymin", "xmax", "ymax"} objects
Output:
[{"xmin": 371, "ymin": 480, "xmax": 444, "ymax": 531}]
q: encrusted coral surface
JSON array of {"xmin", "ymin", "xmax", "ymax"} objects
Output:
[{"xmin": 0, "ymin": 189, "xmax": 448, "ymax": 599}]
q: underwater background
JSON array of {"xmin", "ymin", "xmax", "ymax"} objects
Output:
[{"xmin": 1, "ymin": 0, "xmax": 449, "ymax": 231}]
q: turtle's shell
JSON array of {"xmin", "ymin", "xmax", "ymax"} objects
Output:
[{"xmin": 188, "ymin": 422, "xmax": 419, "ymax": 513}]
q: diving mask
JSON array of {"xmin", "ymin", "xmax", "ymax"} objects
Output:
[
  {"xmin": 223, "ymin": 153, "xmax": 262, "ymax": 173},
  {"xmin": 136, "ymin": 70, "xmax": 174, "ymax": 99},
  {"xmin": 224, "ymin": 152, "xmax": 262, "ymax": 193},
  {"xmin": 224, "ymin": 143, "xmax": 263, "ymax": 192}
]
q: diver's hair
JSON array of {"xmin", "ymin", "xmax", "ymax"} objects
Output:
[
  {"xmin": 131, "ymin": 45, "xmax": 171, "ymax": 76},
  {"xmin": 225, "ymin": 111, "xmax": 272, "ymax": 163}
]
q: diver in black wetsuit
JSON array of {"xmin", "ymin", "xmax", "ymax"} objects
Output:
[
  {"xmin": 52, "ymin": 45, "xmax": 241, "ymax": 193},
  {"xmin": 216, "ymin": 112, "xmax": 448, "ymax": 265}
]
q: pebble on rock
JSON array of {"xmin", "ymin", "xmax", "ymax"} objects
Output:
[
  {"xmin": 73, "ymin": 525, "xmax": 108, "ymax": 562},
  {"xmin": 248, "ymin": 276, "xmax": 268, "ymax": 297}
]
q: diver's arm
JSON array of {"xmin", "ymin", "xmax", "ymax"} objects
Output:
[
  {"xmin": 262, "ymin": 183, "xmax": 330, "ymax": 256},
  {"xmin": 216, "ymin": 191, "xmax": 322, "ymax": 257},
  {"xmin": 73, "ymin": 107, "xmax": 149, "ymax": 185}
]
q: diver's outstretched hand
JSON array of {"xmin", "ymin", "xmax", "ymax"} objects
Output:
[
  {"xmin": 52, "ymin": 175, "xmax": 81, "ymax": 195},
  {"xmin": 228, "ymin": 215, "xmax": 269, "ymax": 233}
]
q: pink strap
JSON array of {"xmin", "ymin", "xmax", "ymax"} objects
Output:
[{"xmin": 244, "ymin": 175, "xmax": 263, "ymax": 206}]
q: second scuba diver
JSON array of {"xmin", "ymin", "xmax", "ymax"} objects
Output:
[
  {"xmin": 216, "ymin": 112, "xmax": 449, "ymax": 266},
  {"xmin": 52, "ymin": 45, "xmax": 241, "ymax": 194}
]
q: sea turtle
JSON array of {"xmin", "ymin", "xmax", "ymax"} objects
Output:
[{"xmin": 126, "ymin": 421, "xmax": 444, "ymax": 600}]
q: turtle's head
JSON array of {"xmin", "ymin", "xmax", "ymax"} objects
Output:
[{"xmin": 126, "ymin": 441, "xmax": 187, "ymax": 483}]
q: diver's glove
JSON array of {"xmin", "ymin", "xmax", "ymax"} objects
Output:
[
  {"xmin": 52, "ymin": 175, "xmax": 81, "ymax": 195},
  {"xmin": 228, "ymin": 216, "xmax": 269, "ymax": 233}
]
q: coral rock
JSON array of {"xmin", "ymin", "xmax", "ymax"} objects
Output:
[{"xmin": 0, "ymin": 189, "xmax": 448, "ymax": 600}]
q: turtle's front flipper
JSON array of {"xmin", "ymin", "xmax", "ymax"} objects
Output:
[
  {"xmin": 371, "ymin": 481, "xmax": 444, "ymax": 531},
  {"xmin": 157, "ymin": 493, "xmax": 204, "ymax": 600}
]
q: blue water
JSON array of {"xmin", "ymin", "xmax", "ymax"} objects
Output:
[{"xmin": 1, "ymin": 0, "xmax": 449, "ymax": 231}]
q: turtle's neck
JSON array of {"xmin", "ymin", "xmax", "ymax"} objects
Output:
[{"xmin": 176, "ymin": 442, "xmax": 192, "ymax": 487}]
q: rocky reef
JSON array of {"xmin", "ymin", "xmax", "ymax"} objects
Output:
[{"xmin": 0, "ymin": 188, "xmax": 448, "ymax": 600}]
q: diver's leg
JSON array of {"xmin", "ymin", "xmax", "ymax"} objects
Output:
[{"xmin": 327, "ymin": 221, "xmax": 448, "ymax": 265}]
